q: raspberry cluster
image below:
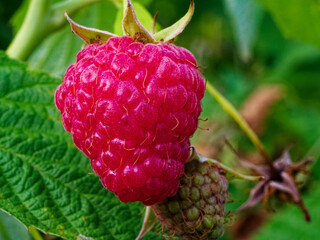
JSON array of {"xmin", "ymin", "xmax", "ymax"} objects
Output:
[
  {"xmin": 152, "ymin": 160, "xmax": 228, "ymax": 239},
  {"xmin": 55, "ymin": 36, "xmax": 205, "ymax": 205}
]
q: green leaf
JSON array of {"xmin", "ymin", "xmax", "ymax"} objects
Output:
[
  {"xmin": 224, "ymin": 0, "xmax": 263, "ymax": 61},
  {"xmin": 153, "ymin": 0, "xmax": 194, "ymax": 43},
  {"xmin": 271, "ymin": 42, "xmax": 320, "ymax": 78},
  {"xmin": 258, "ymin": 0, "xmax": 320, "ymax": 49},
  {"xmin": 0, "ymin": 51, "xmax": 145, "ymax": 240},
  {"xmin": 253, "ymin": 183, "xmax": 320, "ymax": 240}
]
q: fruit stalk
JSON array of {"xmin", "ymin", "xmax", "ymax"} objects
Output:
[
  {"xmin": 206, "ymin": 81, "xmax": 273, "ymax": 165},
  {"xmin": 190, "ymin": 146, "xmax": 262, "ymax": 181},
  {"xmin": 205, "ymin": 159, "xmax": 262, "ymax": 181}
]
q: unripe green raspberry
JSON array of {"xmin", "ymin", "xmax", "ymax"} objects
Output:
[{"xmin": 152, "ymin": 159, "xmax": 228, "ymax": 240}]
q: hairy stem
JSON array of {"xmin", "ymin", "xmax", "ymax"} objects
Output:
[
  {"xmin": 205, "ymin": 159, "xmax": 263, "ymax": 181},
  {"xmin": 206, "ymin": 81, "xmax": 272, "ymax": 164},
  {"xmin": 190, "ymin": 146, "xmax": 262, "ymax": 181}
]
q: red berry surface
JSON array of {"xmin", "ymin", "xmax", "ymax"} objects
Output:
[{"xmin": 55, "ymin": 36, "xmax": 205, "ymax": 205}]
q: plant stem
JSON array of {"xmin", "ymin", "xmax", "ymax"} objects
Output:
[
  {"xmin": 206, "ymin": 159, "xmax": 263, "ymax": 181},
  {"xmin": 6, "ymin": 0, "xmax": 103, "ymax": 61},
  {"xmin": 29, "ymin": 226, "xmax": 43, "ymax": 240},
  {"xmin": 206, "ymin": 81, "xmax": 272, "ymax": 164},
  {"xmin": 6, "ymin": 0, "xmax": 49, "ymax": 61},
  {"xmin": 190, "ymin": 146, "xmax": 262, "ymax": 181}
]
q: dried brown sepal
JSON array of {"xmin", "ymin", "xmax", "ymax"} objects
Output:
[{"xmin": 239, "ymin": 150, "xmax": 313, "ymax": 222}]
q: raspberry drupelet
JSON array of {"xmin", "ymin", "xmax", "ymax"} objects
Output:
[
  {"xmin": 152, "ymin": 159, "xmax": 228, "ymax": 240},
  {"xmin": 55, "ymin": 36, "xmax": 205, "ymax": 205}
]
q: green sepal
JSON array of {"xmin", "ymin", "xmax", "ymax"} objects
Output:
[
  {"xmin": 122, "ymin": 0, "xmax": 156, "ymax": 43},
  {"xmin": 136, "ymin": 207, "xmax": 157, "ymax": 240},
  {"xmin": 153, "ymin": 0, "xmax": 194, "ymax": 43},
  {"xmin": 65, "ymin": 12, "xmax": 117, "ymax": 44},
  {"xmin": 189, "ymin": 146, "xmax": 263, "ymax": 182}
]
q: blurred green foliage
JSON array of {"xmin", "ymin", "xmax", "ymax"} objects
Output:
[
  {"xmin": 0, "ymin": 0, "xmax": 22, "ymax": 49},
  {"xmin": 0, "ymin": 0, "xmax": 320, "ymax": 239}
]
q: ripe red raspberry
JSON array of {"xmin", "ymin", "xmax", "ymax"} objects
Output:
[
  {"xmin": 152, "ymin": 160, "xmax": 228, "ymax": 240},
  {"xmin": 55, "ymin": 36, "xmax": 205, "ymax": 205}
]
